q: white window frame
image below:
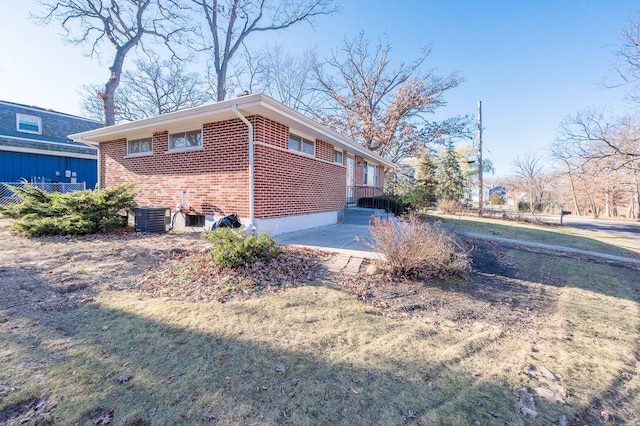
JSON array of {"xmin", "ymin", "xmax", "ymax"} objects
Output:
[
  {"xmin": 127, "ymin": 137, "xmax": 153, "ymax": 156},
  {"xmin": 364, "ymin": 161, "xmax": 379, "ymax": 186},
  {"xmin": 334, "ymin": 150, "xmax": 343, "ymax": 164},
  {"xmin": 169, "ymin": 129, "xmax": 202, "ymax": 151},
  {"xmin": 288, "ymin": 134, "xmax": 315, "ymax": 156},
  {"xmin": 16, "ymin": 113, "xmax": 42, "ymax": 135}
]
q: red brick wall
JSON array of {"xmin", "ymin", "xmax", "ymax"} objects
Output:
[
  {"xmin": 100, "ymin": 120, "xmax": 250, "ymax": 217},
  {"xmin": 253, "ymin": 115, "xmax": 288, "ymax": 149},
  {"xmin": 254, "ymin": 144, "xmax": 345, "ymax": 218},
  {"xmin": 251, "ymin": 117, "xmax": 346, "ymax": 218},
  {"xmin": 316, "ymin": 139, "xmax": 334, "ymax": 162},
  {"xmin": 99, "ymin": 114, "xmax": 348, "ymax": 220}
]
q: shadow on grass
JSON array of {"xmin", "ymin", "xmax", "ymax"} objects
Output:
[
  {"xmin": 468, "ymin": 238, "xmax": 640, "ymax": 303},
  {"xmin": 0, "ymin": 280, "xmax": 595, "ymax": 426},
  {"xmin": 0, "ymin": 301, "xmax": 508, "ymax": 424},
  {"xmin": 2, "ymin": 229, "xmax": 640, "ymax": 426}
]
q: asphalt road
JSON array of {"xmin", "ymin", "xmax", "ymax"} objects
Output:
[{"xmin": 527, "ymin": 213, "xmax": 640, "ymax": 240}]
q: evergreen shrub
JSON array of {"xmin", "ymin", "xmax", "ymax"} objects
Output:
[
  {"xmin": 201, "ymin": 228, "xmax": 280, "ymax": 269},
  {"xmin": 0, "ymin": 181, "xmax": 136, "ymax": 235}
]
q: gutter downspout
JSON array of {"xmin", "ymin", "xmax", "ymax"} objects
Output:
[
  {"xmin": 96, "ymin": 146, "xmax": 101, "ymax": 190},
  {"xmin": 231, "ymin": 104, "xmax": 255, "ymax": 231}
]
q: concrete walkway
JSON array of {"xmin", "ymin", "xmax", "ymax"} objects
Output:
[
  {"xmin": 274, "ymin": 224, "xmax": 379, "ymax": 275},
  {"xmin": 274, "ymin": 224, "xmax": 378, "ymax": 259},
  {"xmin": 465, "ymin": 232, "xmax": 640, "ymax": 266},
  {"xmin": 272, "ymin": 224, "xmax": 640, "ymax": 275}
]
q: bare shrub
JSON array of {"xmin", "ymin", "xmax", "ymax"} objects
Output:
[
  {"xmin": 366, "ymin": 215, "xmax": 471, "ymax": 279},
  {"xmin": 437, "ymin": 200, "xmax": 463, "ymax": 214}
]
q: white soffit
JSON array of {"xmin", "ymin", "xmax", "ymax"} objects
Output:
[{"xmin": 69, "ymin": 93, "xmax": 394, "ymax": 167}]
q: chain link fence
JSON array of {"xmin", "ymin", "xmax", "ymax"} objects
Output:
[{"xmin": 0, "ymin": 182, "xmax": 87, "ymax": 207}]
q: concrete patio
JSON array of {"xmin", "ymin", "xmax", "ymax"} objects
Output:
[{"xmin": 273, "ymin": 223, "xmax": 379, "ymax": 259}]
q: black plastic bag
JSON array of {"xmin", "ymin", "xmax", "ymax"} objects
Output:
[{"xmin": 212, "ymin": 214, "xmax": 242, "ymax": 230}]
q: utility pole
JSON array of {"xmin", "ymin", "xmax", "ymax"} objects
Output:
[{"xmin": 477, "ymin": 101, "xmax": 484, "ymax": 217}]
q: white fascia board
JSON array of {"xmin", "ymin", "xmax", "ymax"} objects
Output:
[
  {"xmin": 251, "ymin": 96, "xmax": 395, "ymax": 168},
  {"xmin": 68, "ymin": 94, "xmax": 264, "ymax": 144},
  {"xmin": 69, "ymin": 93, "xmax": 394, "ymax": 168}
]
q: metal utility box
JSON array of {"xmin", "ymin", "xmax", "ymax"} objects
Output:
[{"xmin": 134, "ymin": 207, "xmax": 171, "ymax": 233}]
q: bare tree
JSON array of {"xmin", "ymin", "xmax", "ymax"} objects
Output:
[
  {"xmin": 611, "ymin": 14, "xmax": 640, "ymax": 104},
  {"xmin": 215, "ymin": 43, "xmax": 263, "ymax": 98},
  {"xmin": 79, "ymin": 84, "xmax": 110, "ymax": 122},
  {"xmin": 80, "ymin": 58, "xmax": 210, "ymax": 122},
  {"xmin": 313, "ymin": 33, "xmax": 470, "ymax": 163},
  {"xmin": 552, "ymin": 15, "xmax": 640, "ymax": 218},
  {"xmin": 35, "ymin": 0, "xmax": 186, "ymax": 126},
  {"xmin": 251, "ymin": 44, "xmax": 323, "ymax": 113},
  {"xmin": 556, "ymin": 109, "xmax": 640, "ymax": 216},
  {"xmin": 549, "ymin": 142, "xmax": 583, "ymax": 216},
  {"xmin": 558, "ymin": 109, "xmax": 640, "ymax": 166},
  {"xmin": 190, "ymin": 0, "xmax": 338, "ymax": 101},
  {"xmin": 81, "ymin": 57, "xmax": 210, "ymax": 123},
  {"xmin": 512, "ymin": 152, "xmax": 548, "ymax": 213}
]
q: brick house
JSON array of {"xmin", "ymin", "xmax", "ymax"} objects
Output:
[
  {"xmin": 0, "ymin": 100, "xmax": 101, "ymax": 187},
  {"xmin": 70, "ymin": 93, "xmax": 394, "ymax": 235}
]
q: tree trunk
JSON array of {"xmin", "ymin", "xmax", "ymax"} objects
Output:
[
  {"xmin": 102, "ymin": 35, "xmax": 139, "ymax": 125},
  {"xmin": 566, "ymin": 166, "xmax": 581, "ymax": 216},
  {"xmin": 216, "ymin": 66, "xmax": 227, "ymax": 101},
  {"xmin": 103, "ymin": 80, "xmax": 118, "ymax": 127},
  {"xmin": 102, "ymin": 48, "xmax": 128, "ymax": 126}
]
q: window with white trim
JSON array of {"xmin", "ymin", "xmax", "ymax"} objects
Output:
[
  {"xmin": 169, "ymin": 129, "xmax": 202, "ymax": 150},
  {"xmin": 288, "ymin": 134, "xmax": 314, "ymax": 155},
  {"xmin": 16, "ymin": 113, "xmax": 42, "ymax": 134},
  {"xmin": 334, "ymin": 150, "xmax": 343, "ymax": 164},
  {"xmin": 127, "ymin": 137, "xmax": 153, "ymax": 155},
  {"xmin": 364, "ymin": 161, "xmax": 379, "ymax": 186}
]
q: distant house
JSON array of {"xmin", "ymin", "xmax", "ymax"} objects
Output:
[
  {"xmin": 70, "ymin": 93, "xmax": 394, "ymax": 235},
  {"xmin": 0, "ymin": 100, "xmax": 102, "ymax": 188}
]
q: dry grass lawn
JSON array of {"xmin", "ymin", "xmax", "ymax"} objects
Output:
[{"xmin": 1, "ymin": 218, "xmax": 639, "ymax": 425}]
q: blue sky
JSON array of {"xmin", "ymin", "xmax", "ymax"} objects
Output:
[{"xmin": 1, "ymin": 1, "xmax": 639, "ymax": 176}]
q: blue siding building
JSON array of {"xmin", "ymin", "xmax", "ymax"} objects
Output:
[{"xmin": 0, "ymin": 100, "xmax": 102, "ymax": 188}]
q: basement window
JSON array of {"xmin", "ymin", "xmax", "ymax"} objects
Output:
[
  {"xmin": 127, "ymin": 137, "xmax": 153, "ymax": 155},
  {"xmin": 169, "ymin": 129, "xmax": 202, "ymax": 151},
  {"xmin": 288, "ymin": 134, "xmax": 314, "ymax": 156},
  {"xmin": 185, "ymin": 214, "xmax": 205, "ymax": 227},
  {"xmin": 16, "ymin": 113, "xmax": 42, "ymax": 134}
]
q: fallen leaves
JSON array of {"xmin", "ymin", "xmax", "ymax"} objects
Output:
[{"xmin": 137, "ymin": 247, "xmax": 324, "ymax": 303}]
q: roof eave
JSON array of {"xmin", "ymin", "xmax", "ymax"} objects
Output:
[{"xmin": 69, "ymin": 93, "xmax": 395, "ymax": 168}]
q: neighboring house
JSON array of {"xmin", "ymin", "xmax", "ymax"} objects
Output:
[
  {"xmin": 0, "ymin": 100, "xmax": 102, "ymax": 188},
  {"xmin": 70, "ymin": 93, "xmax": 394, "ymax": 235}
]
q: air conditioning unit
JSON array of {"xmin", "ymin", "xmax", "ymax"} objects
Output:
[{"xmin": 134, "ymin": 207, "xmax": 171, "ymax": 233}]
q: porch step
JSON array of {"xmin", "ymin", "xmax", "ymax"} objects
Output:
[{"xmin": 342, "ymin": 207, "xmax": 392, "ymax": 225}]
